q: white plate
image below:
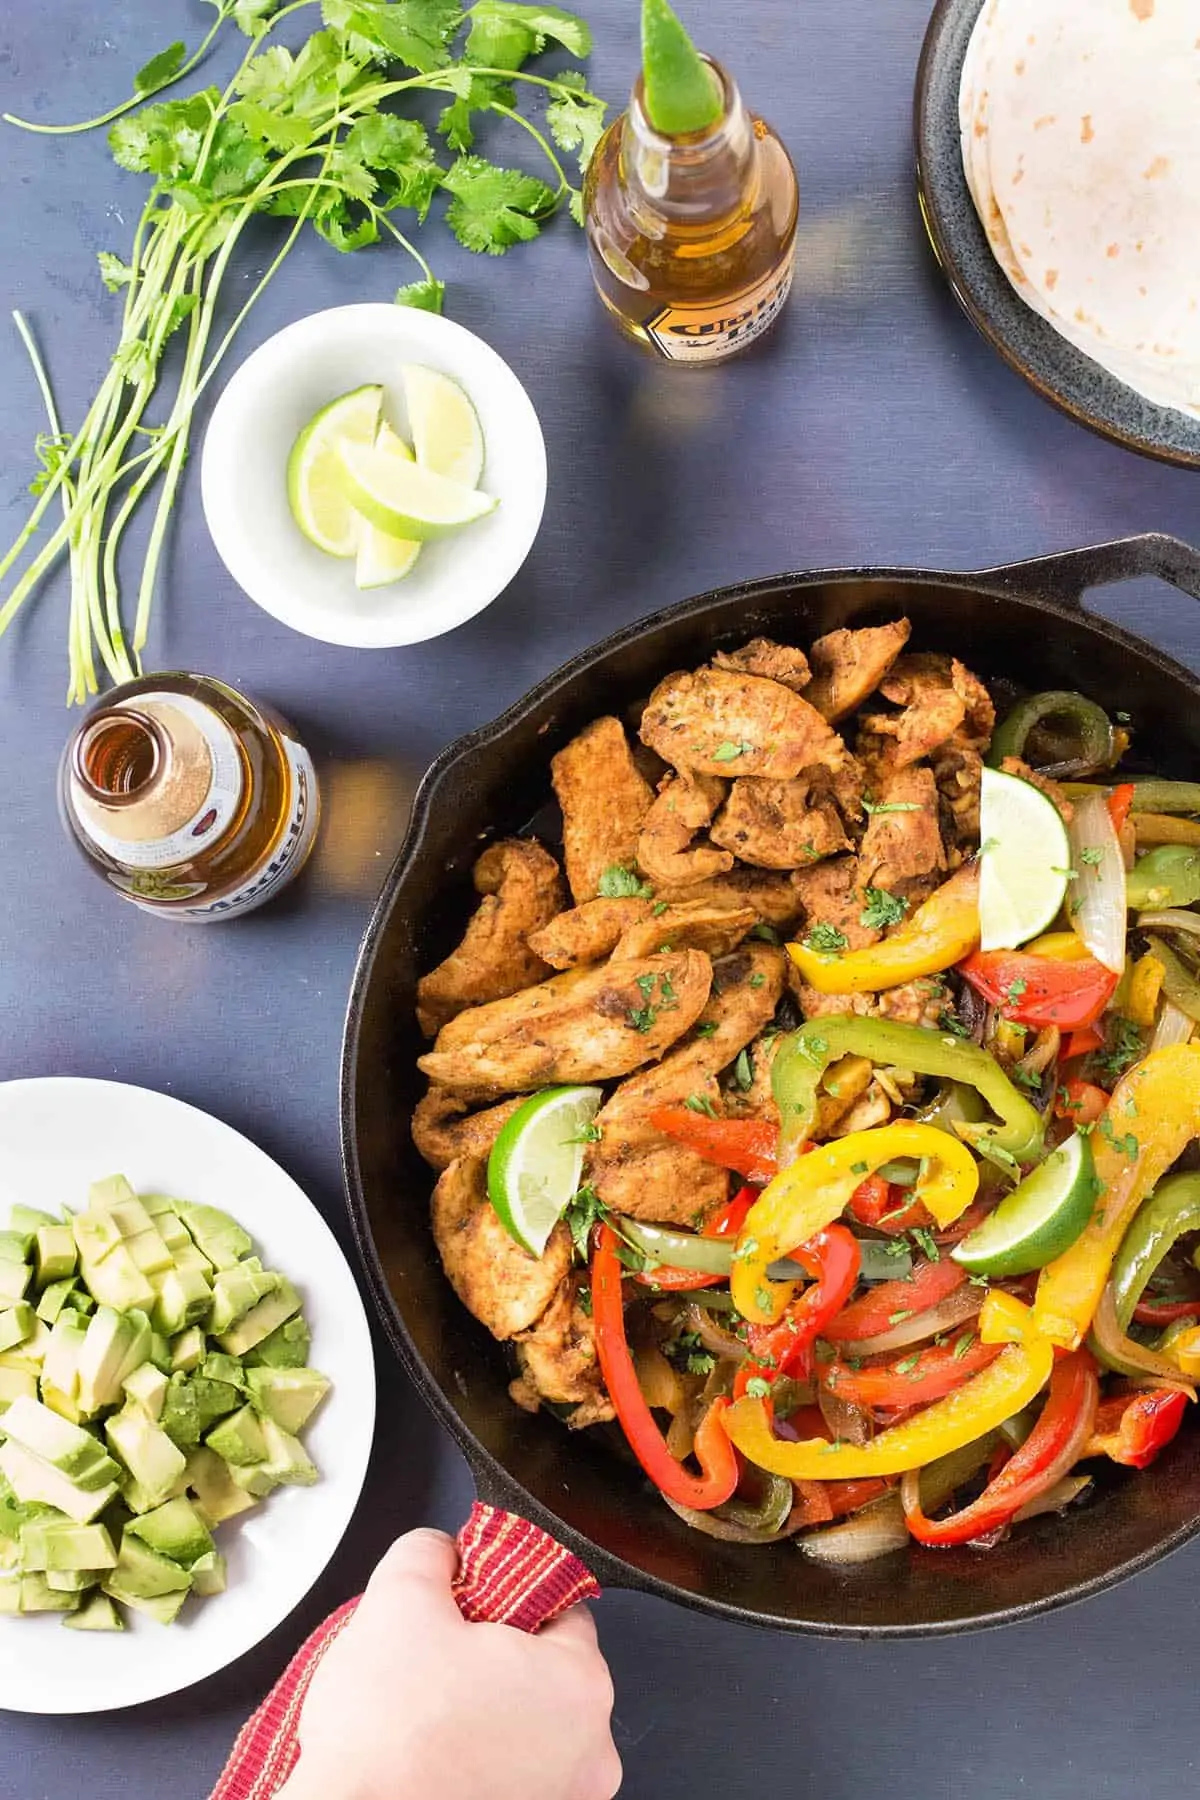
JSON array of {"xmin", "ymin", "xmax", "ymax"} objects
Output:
[
  {"xmin": 200, "ymin": 303, "xmax": 548, "ymax": 648},
  {"xmin": 0, "ymin": 1078, "xmax": 376, "ymax": 1715}
]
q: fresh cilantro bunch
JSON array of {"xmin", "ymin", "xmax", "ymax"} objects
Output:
[{"xmin": 1, "ymin": 0, "xmax": 607, "ymax": 701}]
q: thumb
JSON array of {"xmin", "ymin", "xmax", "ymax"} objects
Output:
[{"xmin": 360, "ymin": 1528, "xmax": 463, "ymax": 1623}]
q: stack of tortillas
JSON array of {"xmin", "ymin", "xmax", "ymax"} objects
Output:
[{"xmin": 960, "ymin": 0, "xmax": 1200, "ymax": 419}]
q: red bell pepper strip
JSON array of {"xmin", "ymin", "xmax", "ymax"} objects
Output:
[
  {"xmin": 592, "ymin": 1222, "xmax": 738, "ymax": 1509},
  {"xmin": 824, "ymin": 1477, "xmax": 895, "ymax": 1517},
  {"xmin": 822, "ymin": 1335, "xmax": 1001, "ymax": 1411},
  {"xmin": 632, "ymin": 1186, "xmax": 759, "ymax": 1290},
  {"xmin": 1107, "ymin": 782, "xmax": 1136, "ymax": 836},
  {"xmin": 958, "ymin": 950, "xmax": 1119, "ymax": 1031},
  {"xmin": 1054, "ymin": 1078, "xmax": 1109, "ymax": 1126},
  {"xmin": 825, "ymin": 1257, "xmax": 966, "ymax": 1344},
  {"xmin": 648, "ymin": 1108, "xmax": 779, "ymax": 1183},
  {"xmin": 901, "ymin": 1348, "xmax": 1099, "ymax": 1547},
  {"xmin": 1083, "ymin": 1388, "xmax": 1188, "ymax": 1469},
  {"xmin": 732, "ymin": 1225, "xmax": 860, "ymax": 1400},
  {"xmin": 1064, "ymin": 1025, "xmax": 1105, "ymax": 1060},
  {"xmin": 1134, "ymin": 1297, "xmax": 1200, "ymax": 1326},
  {"xmin": 706, "ymin": 1186, "xmax": 758, "ymax": 1238},
  {"xmin": 846, "ymin": 1173, "xmax": 934, "ymax": 1236}
]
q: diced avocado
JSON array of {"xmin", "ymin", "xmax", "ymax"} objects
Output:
[
  {"xmin": 139, "ymin": 1193, "xmax": 175, "ymax": 1218},
  {"xmin": 154, "ymin": 1213, "xmax": 193, "ymax": 1255},
  {"xmin": 124, "ymin": 1225, "xmax": 174, "ymax": 1279},
  {"xmin": 0, "ymin": 1367, "xmax": 37, "ymax": 1412},
  {"xmin": 201, "ymin": 1351, "xmax": 245, "ymax": 1390},
  {"xmin": 78, "ymin": 1242, "xmax": 157, "ymax": 1314},
  {"xmin": 0, "ymin": 1469, "xmax": 51, "ymax": 1539},
  {"xmin": 190, "ymin": 1549, "xmax": 227, "ymax": 1596},
  {"xmin": 0, "ymin": 1570, "xmax": 20, "ymax": 1613},
  {"xmin": 37, "ymin": 1278, "xmax": 81, "ymax": 1326},
  {"xmin": 0, "ymin": 1442, "xmax": 117, "ymax": 1524},
  {"xmin": 218, "ymin": 1278, "xmax": 301, "ymax": 1357},
  {"xmin": 20, "ymin": 1518, "xmax": 117, "ymax": 1573},
  {"xmin": 152, "ymin": 1264, "xmax": 213, "ymax": 1337},
  {"xmin": 105, "ymin": 1406, "xmax": 188, "ymax": 1508},
  {"xmin": 122, "ymin": 1361, "xmax": 169, "ymax": 1421},
  {"xmin": 72, "ymin": 1210, "xmax": 125, "ymax": 1265},
  {"xmin": 106, "ymin": 1197, "xmax": 155, "ymax": 1240},
  {"xmin": 103, "ymin": 1581, "xmax": 188, "ymax": 1624},
  {"xmin": 0, "ymin": 1229, "xmax": 33, "ymax": 1263},
  {"xmin": 168, "ymin": 1324, "xmax": 205, "ymax": 1375},
  {"xmin": 42, "ymin": 1311, "xmax": 89, "ymax": 1405},
  {"xmin": 45, "ymin": 1567, "xmax": 104, "ymax": 1592},
  {"xmin": 0, "ymin": 1303, "xmax": 35, "ymax": 1354},
  {"xmin": 148, "ymin": 1331, "xmax": 172, "ymax": 1373},
  {"xmin": 226, "ymin": 1461, "xmax": 278, "ymax": 1499},
  {"xmin": 87, "ymin": 1174, "xmax": 139, "ymax": 1213},
  {"xmin": 108, "ymin": 1534, "xmax": 193, "ymax": 1599},
  {"xmin": 35, "ymin": 1226, "xmax": 77, "ymax": 1286},
  {"xmin": 41, "ymin": 1385, "xmax": 83, "ymax": 1427},
  {"xmin": 19, "ymin": 1571, "xmax": 80, "ymax": 1612},
  {"xmin": 1, "ymin": 1317, "xmax": 50, "ymax": 1371},
  {"xmin": 246, "ymin": 1367, "xmax": 331, "ymax": 1435},
  {"xmin": 205, "ymin": 1403, "xmax": 268, "ymax": 1467},
  {"xmin": 127, "ymin": 1497, "xmax": 213, "ymax": 1568},
  {"xmin": 65, "ymin": 1590, "xmax": 125, "ymax": 1631},
  {"xmin": 1, "ymin": 1397, "xmax": 121, "ymax": 1488},
  {"xmin": 185, "ymin": 1446, "xmax": 258, "ymax": 1526},
  {"xmin": 76, "ymin": 1307, "xmax": 151, "ymax": 1417},
  {"xmin": 0, "ymin": 1259, "xmax": 31, "ymax": 1306},
  {"xmin": 171, "ymin": 1202, "xmax": 252, "ymax": 1273},
  {"xmin": 243, "ymin": 1314, "xmax": 311, "ymax": 1370},
  {"xmin": 208, "ymin": 1262, "xmax": 278, "ymax": 1335},
  {"xmin": 120, "ymin": 1470, "xmax": 189, "ymax": 1515},
  {"xmin": 161, "ymin": 1370, "xmax": 240, "ymax": 1449},
  {"xmin": 259, "ymin": 1415, "xmax": 319, "ymax": 1488},
  {"xmin": 65, "ymin": 1290, "xmax": 95, "ymax": 1318},
  {"xmin": 10, "ymin": 1206, "xmax": 59, "ymax": 1235}
]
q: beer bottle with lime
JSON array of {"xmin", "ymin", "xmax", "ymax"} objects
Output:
[{"xmin": 584, "ymin": 0, "xmax": 799, "ymax": 364}]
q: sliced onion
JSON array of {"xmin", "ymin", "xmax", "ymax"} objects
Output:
[
  {"xmin": 799, "ymin": 1492, "xmax": 909, "ymax": 1565},
  {"xmin": 1068, "ymin": 791, "xmax": 1127, "ymax": 975},
  {"xmin": 683, "ymin": 1302, "xmax": 747, "ymax": 1364},
  {"xmin": 1138, "ymin": 909, "xmax": 1200, "ymax": 936},
  {"xmin": 1013, "ymin": 1475, "xmax": 1092, "ymax": 1523},
  {"xmin": 846, "ymin": 1286, "xmax": 983, "ymax": 1357},
  {"xmin": 818, "ymin": 1380, "xmax": 873, "ymax": 1447},
  {"xmin": 1090, "ymin": 1282, "xmax": 1196, "ymax": 1397},
  {"xmin": 1151, "ymin": 999, "xmax": 1194, "ymax": 1053},
  {"xmin": 1143, "ymin": 934, "xmax": 1200, "ymax": 1024}
]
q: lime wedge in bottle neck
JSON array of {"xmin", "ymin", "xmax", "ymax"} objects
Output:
[{"xmin": 641, "ymin": 0, "xmax": 724, "ymax": 137}]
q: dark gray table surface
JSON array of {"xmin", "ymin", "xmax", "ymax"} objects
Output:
[{"xmin": 3, "ymin": 1, "xmax": 1200, "ymax": 1795}]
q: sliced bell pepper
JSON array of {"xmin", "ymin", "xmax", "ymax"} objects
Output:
[
  {"xmin": 592, "ymin": 1222, "xmax": 738, "ymax": 1509},
  {"xmin": 725, "ymin": 1337, "xmax": 1055, "ymax": 1480},
  {"xmin": 1135, "ymin": 814, "xmax": 1200, "ymax": 848},
  {"xmin": 1027, "ymin": 931, "xmax": 1092, "ymax": 963},
  {"xmin": 732, "ymin": 1225, "xmax": 860, "ymax": 1400},
  {"xmin": 1054, "ymin": 1079, "xmax": 1109, "ymax": 1126},
  {"xmin": 1064, "ymin": 1026, "xmax": 1105, "ymax": 1059},
  {"xmin": 631, "ymin": 1186, "xmax": 759, "ymax": 1290},
  {"xmin": 1033, "ymin": 1044, "xmax": 1200, "ymax": 1347},
  {"xmin": 707, "ymin": 1186, "xmax": 758, "ymax": 1239},
  {"xmin": 899, "ymin": 1348, "xmax": 1098, "ymax": 1546},
  {"xmin": 823, "ymin": 1334, "xmax": 1000, "ymax": 1411},
  {"xmin": 990, "ymin": 692, "xmax": 1115, "ymax": 774},
  {"xmin": 788, "ymin": 863, "xmax": 980, "ymax": 996},
  {"xmin": 1126, "ymin": 845, "xmax": 1200, "ymax": 911},
  {"xmin": 648, "ymin": 1109, "xmax": 778, "ymax": 1183},
  {"xmin": 1083, "ymin": 1388, "xmax": 1188, "ymax": 1469},
  {"xmin": 730, "ymin": 1123, "xmax": 978, "ymax": 1324},
  {"xmin": 1107, "ymin": 783, "xmax": 1136, "ymax": 835},
  {"xmin": 1164, "ymin": 1325, "xmax": 1200, "ymax": 1380},
  {"xmin": 1110, "ymin": 1171, "xmax": 1200, "ymax": 1330},
  {"xmin": 958, "ymin": 949, "xmax": 1118, "ymax": 1031},
  {"xmin": 1136, "ymin": 1295, "xmax": 1200, "ymax": 1327},
  {"xmin": 846, "ymin": 1172, "xmax": 933, "ymax": 1235},
  {"xmin": 825, "ymin": 1256, "xmax": 966, "ymax": 1343},
  {"xmin": 1127, "ymin": 953, "xmax": 1166, "ymax": 1030},
  {"xmin": 771, "ymin": 1014, "xmax": 1044, "ymax": 1166}
]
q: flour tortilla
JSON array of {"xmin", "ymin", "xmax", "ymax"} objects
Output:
[{"xmin": 959, "ymin": 0, "xmax": 1200, "ymax": 419}]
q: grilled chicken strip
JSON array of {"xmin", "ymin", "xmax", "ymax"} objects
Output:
[
  {"xmin": 431, "ymin": 1157, "xmax": 571, "ymax": 1340},
  {"xmin": 411, "ymin": 1088, "xmax": 526, "ymax": 1173},
  {"xmin": 804, "ymin": 620, "xmax": 912, "ymax": 722},
  {"xmin": 551, "ymin": 716, "xmax": 655, "ymax": 905},
  {"xmin": 416, "ymin": 839, "xmax": 565, "ymax": 1037},
  {"xmin": 711, "ymin": 638, "xmax": 812, "ymax": 692},
  {"xmin": 711, "ymin": 776, "xmax": 850, "ymax": 870},
  {"xmin": 510, "ymin": 1273, "xmax": 614, "ymax": 1428},
  {"xmin": 637, "ymin": 771, "xmax": 734, "ymax": 887},
  {"xmin": 641, "ymin": 667, "xmax": 848, "ymax": 781}
]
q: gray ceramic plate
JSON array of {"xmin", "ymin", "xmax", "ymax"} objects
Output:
[{"xmin": 915, "ymin": 0, "xmax": 1200, "ymax": 469}]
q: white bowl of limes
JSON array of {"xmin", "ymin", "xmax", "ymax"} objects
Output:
[{"xmin": 201, "ymin": 304, "xmax": 547, "ymax": 648}]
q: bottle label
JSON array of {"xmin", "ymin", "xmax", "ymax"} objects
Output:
[
  {"xmin": 122, "ymin": 735, "xmax": 319, "ymax": 922},
  {"xmin": 73, "ymin": 693, "xmax": 245, "ymax": 872},
  {"xmin": 643, "ymin": 252, "xmax": 795, "ymax": 362}
]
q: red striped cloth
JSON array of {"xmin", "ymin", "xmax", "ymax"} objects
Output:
[{"xmin": 209, "ymin": 1504, "xmax": 600, "ymax": 1800}]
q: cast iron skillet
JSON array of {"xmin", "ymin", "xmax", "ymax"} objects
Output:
[{"xmin": 342, "ymin": 531, "xmax": 1200, "ymax": 1638}]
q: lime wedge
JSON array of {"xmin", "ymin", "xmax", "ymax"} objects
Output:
[
  {"xmin": 952, "ymin": 1132, "xmax": 1097, "ymax": 1277},
  {"xmin": 335, "ymin": 439, "xmax": 497, "ymax": 542},
  {"xmin": 978, "ymin": 766, "xmax": 1072, "ymax": 951},
  {"xmin": 641, "ymin": 0, "xmax": 723, "ymax": 136},
  {"xmin": 355, "ymin": 421, "xmax": 422, "ymax": 590},
  {"xmin": 403, "ymin": 364, "xmax": 485, "ymax": 489},
  {"xmin": 487, "ymin": 1086, "xmax": 604, "ymax": 1257},
  {"xmin": 287, "ymin": 385, "xmax": 383, "ymax": 557}
]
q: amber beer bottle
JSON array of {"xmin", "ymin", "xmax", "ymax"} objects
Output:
[
  {"xmin": 583, "ymin": 27, "xmax": 798, "ymax": 365},
  {"xmin": 59, "ymin": 672, "xmax": 319, "ymax": 920}
]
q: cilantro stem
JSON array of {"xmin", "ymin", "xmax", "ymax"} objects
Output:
[
  {"xmin": 2, "ymin": 10, "xmax": 230, "ymax": 136},
  {"xmin": 489, "ymin": 103, "xmax": 570, "ymax": 200}
]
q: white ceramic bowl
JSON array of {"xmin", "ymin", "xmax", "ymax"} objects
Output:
[{"xmin": 200, "ymin": 304, "xmax": 547, "ymax": 648}]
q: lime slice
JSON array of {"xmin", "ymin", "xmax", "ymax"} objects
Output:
[
  {"xmin": 641, "ymin": 0, "xmax": 723, "ymax": 136},
  {"xmin": 978, "ymin": 766, "xmax": 1072, "ymax": 950},
  {"xmin": 355, "ymin": 421, "xmax": 422, "ymax": 590},
  {"xmin": 487, "ymin": 1086, "xmax": 604, "ymax": 1257},
  {"xmin": 287, "ymin": 385, "xmax": 383, "ymax": 557},
  {"xmin": 403, "ymin": 364, "xmax": 485, "ymax": 489},
  {"xmin": 335, "ymin": 439, "xmax": 497, "ymax": 542},
  {"xmin": 952, "ymin": 1132, "xmax": 1097, "ymax": 1277}
]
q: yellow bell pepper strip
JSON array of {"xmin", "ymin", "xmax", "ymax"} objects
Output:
[
  {"xmin": 1026, "ymin": 930, "xmax": 1092, "ymax": 962},
  {"xmin": 1127, "ymin": 953, "xmax": 1166, "ymax": 1029},
  {"xmin": 1032, "ymin": 1043, "xmax": 1200, "ymax": 1348},
  {"xmin": 1164, "ymin": 1325, "xmax": 1200, "ymax": 1382},
  {"xmin": 730, "ymin": 1123, "xmax": 978, "ymax": 1324},
  {"xmin": 725, "ymin": 1337, "xmax": 1054, "ymax": 1480},
  {"xmin": 979, "ymin": 1289, "xmax": 1037, "ymax": 1344},
  {"xmin": 770, "ymin": 1015, "xmax": 1044, "ymax": 1168},
  {"xmin": 787, "ymin": 863, "xmax": 979, "ymax": 995}
]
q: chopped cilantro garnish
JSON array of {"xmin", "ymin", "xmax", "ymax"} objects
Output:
[
  {"xmin": 694, "ymin": 1020, "xmax": 719, "ymax": 1038},
  {"xmin": 889, "ymin": 1308, "xmax": 914, "ymax": 1324},
  {"xmin": 712, "ymin": 739, "xmax": 753, "ymax": 762},
  {"xmin": 744, "ymin": 1375, "xmax": 772, "ymax": 1399},
  {"xmin": 599, "ymin": 864, "xmax": 653, "ymax": 900},
  {"xmin": 748, "ymin": 922, "xmax": 781, "ymax": 944},
  {"xmin": 937, "ymin": 1009, "xmax": 971, "ymax": 1039},
  {"xmin": 895, "ymin": 1353, "xmax": 922, "ymax": 1376},
  {"xmin": 862, "ymin": 797, "xmax": 922, "ymax": 815},
  {"xmin": 910, "ymin": 1226, "xmax": 941, "ymax": 1263},
  {"xmin": 652, "ymin": 901, "xmax": 669, "ymax": 916},
  {"xmin": 565, "ymin": 1186, "xmax": 606, "ymax": 1262},
  {"xmin": 626, "ymin": 1004, "xmax": 657, "ymax": 1032},
  {"xmin": 684, "ymin": 1093, "xmax": 719, "ymax": 1118},
  {"xmin": 860, "ymin": 886, "xmax": 909, "ymax": 931},
  {"xmin": 952, "ymin": 1330, "xmax": 976, "ymax": 1359},
  {"xmin": 1005, "ymin": 977, "xmax": 1028, "ymax": 1004},
  {"xmin": 732, "ymin": 1049, "xmax": 754, "ymax": 1092},
  {"xmin": 850, "ymin": 1160, "xmax": 869, "ymax": 1175},
  {"xmin": 805, "ymin": 921, "xmax": 849, "ymax": 955},
  {"xmin": 1080, "ymin": 847, "xmax": 1104, "ymax": 867},
  {"xmin": 749, "ymin": 971, "xmax": 766, "ymax": 989}
]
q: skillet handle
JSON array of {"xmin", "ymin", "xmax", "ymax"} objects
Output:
[{"xmin": 983, "ymin": 532, "xmax": 1200, "ymax": 609}]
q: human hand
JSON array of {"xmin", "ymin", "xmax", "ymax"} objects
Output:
[{"xmin": 277, "ymin": 1527, "xmax": 622, "ymax": 1800}]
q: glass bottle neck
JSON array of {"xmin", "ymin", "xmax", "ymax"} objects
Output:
[{"xmin": 621, "ymin": 59, "xmax": 756, "ymax": 230}]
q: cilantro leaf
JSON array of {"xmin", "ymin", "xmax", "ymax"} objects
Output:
[
  {"xmin": 341, "ymin": 114, "xmax": 443, "ymax": 216},
  {"xmin": 468, "ymin": 2, "xmax": 592, "ymax": 65},
  {"xmin": 597, "ymin": 863, "xmax": 653, "ymax": 900},
  {"xmin": 395, "ymin": 276, "xmax": 446, "ymax": 311},
  {"xmin": 744, "ymin": 1375, "xmax": 772, "ymax": 1400},
  {"xmin": 438, "ymin": 72, "xmax": 516, "ymax": 152},
  {"xmin": 227, "ymin": 0, "xmax": 284, "ymax": 35},
  {"xmin": 135, "ymin": 42, "xmax": 187, "ymax": 96},
  {"xmin": 545, "ymin": 66, "xmax": 607, "ymax": 173},
  {"xmin": 711, "ymin": 739, "xmax": 752, "ymax": 762},
  {"xmin": 108, "ymin": 92, "xmax": 219, "ymax": 181},
  {"xmin": 441, "ymin": 155, "xmax": 556, "ymax": 252},
  {"xmin": 804, "ymin": 921, "xmax": 848, "ymax": 955},
  {"xmin": 322, "ymin": 0, "xmax": 465, "ymax": 72},
  {"xmin": 860, "ymin": 886, "xmax": 908, "ymax": 931},
  {"xmin": 97, "ymin": 251, "xmax": 134, "ymax": 292}
]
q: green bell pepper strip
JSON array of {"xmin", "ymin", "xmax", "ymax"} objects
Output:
[
  {"xmin": 1126, "ymin": 846, "xmax": 1200, "ymax": 911},
  {"xmin": 1142, "ymin": 934, "xmax": 1200, "ymax": 1024},
  {"xmin": 1111, "ymin": 1172, "xmax": 1200, "ymax": 1330},
  {"xmin": 620, "ymin": 1216, "xmax": 911, "ymax": 1283},
  {"xmin": 1130, "ymin": 781, "xmax": 1200, "ymax": 815},
  {"xmin": 989, "ymin": 691, "xmax": 1115, "ymax": 776},
  {"xmin": 771, "ymin": 1016, "xmax": 1045, "ymax": 1166}
]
